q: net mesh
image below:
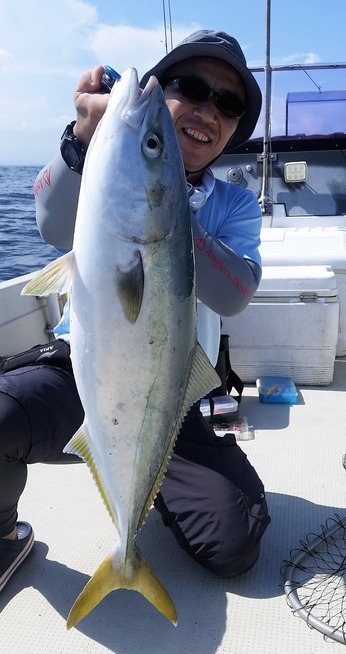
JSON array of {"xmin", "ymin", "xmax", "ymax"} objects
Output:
[{"xmin": 282, "ymin": 514, "xmax": 346, "ymax": 645}]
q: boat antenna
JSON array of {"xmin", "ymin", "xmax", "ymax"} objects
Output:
[{"xmin": 258, "ymin": 0, "xmax": 272, "ymax": 215}]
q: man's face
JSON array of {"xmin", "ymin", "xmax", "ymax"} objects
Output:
[{"xmin": 163, "ymin": 57, "xmax": 246, "ymax": 176}]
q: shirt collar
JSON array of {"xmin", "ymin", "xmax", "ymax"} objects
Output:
[{"xmin": 187, "ymin": 168, "xmax": 215, "ymax": 210}]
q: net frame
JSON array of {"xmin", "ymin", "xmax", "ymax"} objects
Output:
[{"xmin": 283, "ymin": 514, "xmax": 346, "ymax": 645}]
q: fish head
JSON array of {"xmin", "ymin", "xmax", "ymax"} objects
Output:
[{"xmin": 83, "ymin": 67, "xmax": 188, "ymax": 245}]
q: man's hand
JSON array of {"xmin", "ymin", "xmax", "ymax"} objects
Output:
[{"xmin": 73, "ymin": 65, "xmax": 110, "ymax": 147}]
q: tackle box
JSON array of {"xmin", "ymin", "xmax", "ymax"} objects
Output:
[{"xmin": 256, "ymin": 376, "xmax": 298, "ymax": 404}]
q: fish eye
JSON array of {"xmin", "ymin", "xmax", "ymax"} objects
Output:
[{"xmin": 142, "ymin": 133, "xmax": 163, "ymax": 158}]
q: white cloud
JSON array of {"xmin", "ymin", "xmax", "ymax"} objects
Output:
[
  {"xmin": 272, "ymin": 52, "xmax": 322, "ymax": 66},
  {"xmin": 88, "ymin": 24, "xmax": 199, "ymax": 80},
  {"xmin": 0, "ymin": 3, "xmax": 200, "ymax": 163}
]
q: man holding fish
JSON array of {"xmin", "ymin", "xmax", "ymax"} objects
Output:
[{"xmin": 0, "ymin": 30, "xmax": 270, "ymax": 625}]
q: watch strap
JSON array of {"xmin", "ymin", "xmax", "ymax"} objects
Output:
[{"xmin": 60, "ymin": 121, "xmax": 87, "ymax": 174}]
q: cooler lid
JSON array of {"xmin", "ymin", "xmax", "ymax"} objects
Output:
[
  {"xmin": 260, "ymin": 226, "xmax": 346, "ymax": 271},
  {"xmin": 255, "ymin": 265, "xmax": 338, "ymax": 298}
]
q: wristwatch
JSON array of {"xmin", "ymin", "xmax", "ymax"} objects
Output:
[{"xmin": 60, "ymin": 121, "xmax": 87, "ymax": 174}]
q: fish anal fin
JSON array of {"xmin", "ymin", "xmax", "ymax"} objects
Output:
[
  {"xmin": 21, "ymin": 251, "xmax": 74, "ymax": 296},
  {"xmin": 116, "ymin": 253, "xmax": 144, "ymax": 323},
  {"xmin": 182, "ymin": 341, "xmax": 221, "ymax": 414},
  {"xmin": 64, "ymin": 423, "xmax": 119, "ymax": 530},
  {"xmin": 66, "ymin": 545, "xmax": 177, "ymax": 629}
]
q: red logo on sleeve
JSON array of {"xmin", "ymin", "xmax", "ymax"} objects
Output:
[
  {"xmin": 33, "ymin": 165, "xmax": 52, "ymax": 197},
  {"xmin": 194, "ymin": 237, "xmax": 206, "ymax": 252}
]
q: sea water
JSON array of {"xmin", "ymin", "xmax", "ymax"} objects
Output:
[{"xmin": 0, "ymin": 165, "xmax": 58, "ymax": 281}]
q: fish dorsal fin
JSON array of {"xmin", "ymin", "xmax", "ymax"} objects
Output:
[
  {"xmin": 21, "ymin": 251, "xmax": 74, "ymax": 296},
  {"xmin": 138, "ymin": 342, "xmax": 220, "ymax": 528},
  {"xmin": 64, "ymin": 423, "xmax": 119, "ymax": 531},
  {"xmin": 115, "ymin": 254, "xmax": 144, "ymax": 323}
]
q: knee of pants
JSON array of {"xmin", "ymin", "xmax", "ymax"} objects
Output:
[
  {"xmin": 156, "ymin": 490, "xmax": 271, "ymax": 579},
  {"xmin": 201, "ymin": 531, "xmax": 261, "ymax": 579},
  {"xmin": 197, "ymin": 498, "xmax": 271, "ymax": 579},
  {"xmin": 209, "ymin": 551, "xmax": 261, "ymax": 579}
]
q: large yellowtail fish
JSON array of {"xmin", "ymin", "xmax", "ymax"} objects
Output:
[{"xmin": 22, "ymin": 68, "xmax": 220, "ymax": 628}]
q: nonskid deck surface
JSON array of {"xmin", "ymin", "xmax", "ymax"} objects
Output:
[{"xmin": 2, "ymin": 360, "xmax": 346, "ymax": 653}]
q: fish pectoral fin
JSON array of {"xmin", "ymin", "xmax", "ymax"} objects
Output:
[
  {"xmin": 64, "ymin": 423, "xmax": 119, "ymax": 530},
  {"xmin": 66, "ymin": 546, "xmax": 177, "ymax": 629},
  {"xmin": 115, "ymin": 252, "xmax": 144, "ymax": 323},
  {"xmin": 21, "ymin": 251, "xmax": 74, "ymax": 296}
]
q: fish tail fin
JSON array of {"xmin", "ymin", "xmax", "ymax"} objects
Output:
[
  {"xmin": 66, "ymin": 546, "xmax": 177, "ymax": 629},
  {"xmin": 134, "ymin": 548, "xmax": 177, "ymax": 626}
]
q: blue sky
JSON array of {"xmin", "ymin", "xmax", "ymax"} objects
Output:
[{"xmin": 0, "ymin": 0, "xmax": 345, "ymax": 164}]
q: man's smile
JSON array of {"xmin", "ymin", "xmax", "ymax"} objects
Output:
[{"xmin": 183, "ymin": 127, "xmax": 211, "ymax": 143}]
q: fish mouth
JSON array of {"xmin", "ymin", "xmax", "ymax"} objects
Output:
[
  {"xmin": 121, "ymin": 70, "xmax": 160, "ymax": 130},
  {"xmin": 140, "ymin": 74, "xmax": 159, "ymax": 99}
]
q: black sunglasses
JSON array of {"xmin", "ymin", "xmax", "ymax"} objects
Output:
[{"xmin": 166, "ymin": 76, "xmax": 245, "ymax": 119}]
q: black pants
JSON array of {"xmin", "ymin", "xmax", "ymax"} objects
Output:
[{"xmin": 0, "ymin": 365, "xmax": 270, "ymax": 578}]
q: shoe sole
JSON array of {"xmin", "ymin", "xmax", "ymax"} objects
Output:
[{"xmin": 0, "ymin": 529, "xmax": 35, "ymax": 592}]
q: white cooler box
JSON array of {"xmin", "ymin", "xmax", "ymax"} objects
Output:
[
  {"xmin": 223, "ymin": 265, "xmax": 339, "ymax": 386},
  {"xmin": 260, "ymin": 226, "xmax": 346, "ymax": 356}
]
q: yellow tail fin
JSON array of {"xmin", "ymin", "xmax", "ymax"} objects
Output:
[{"xmin": 66, "ymin": 545, "xmax": 177, "ymax": 629}]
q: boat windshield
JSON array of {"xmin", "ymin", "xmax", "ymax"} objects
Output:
[{"xmin": 251, "ymin": 65, "xmax": 346, "ymax": 139}]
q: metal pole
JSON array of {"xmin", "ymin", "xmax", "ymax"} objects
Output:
[{"xmin": 259, "ymin": 0, "xmax": 272, "ymax": 214}]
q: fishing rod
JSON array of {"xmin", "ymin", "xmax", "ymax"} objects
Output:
[{"xmin": 162, "ymin": 0, "xmax": 173, "ymax": 53}]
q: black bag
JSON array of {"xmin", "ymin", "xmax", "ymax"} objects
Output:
[
  {"xmin": 202, "ymin": 334, "xmax": 244, "ymax": 425},
  {"xmin": 0, "ymin": 339, "xmax": 72, "ymax": 374},
  {"xmin": 212, "ymin": 334, "xmax": 244, "ymax": 403}
]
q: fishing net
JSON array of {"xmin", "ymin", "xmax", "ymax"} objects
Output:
[{"xmin": 282, "ymin": 514, "xmax": 346, "ymax": 645}]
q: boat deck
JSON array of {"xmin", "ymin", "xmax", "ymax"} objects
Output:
[{"xmin": 2, "ymin": 360, "xmax": 346, "ymax": 653}]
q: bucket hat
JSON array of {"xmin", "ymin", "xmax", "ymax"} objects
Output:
[{"xmin": 140, "ymin": 29, "xmax": 262, "ymax": 150}]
